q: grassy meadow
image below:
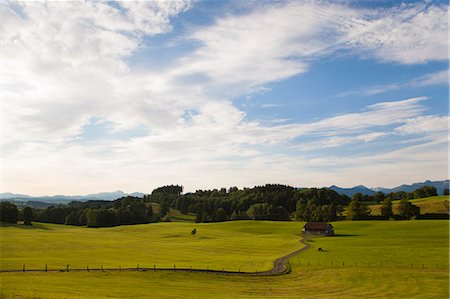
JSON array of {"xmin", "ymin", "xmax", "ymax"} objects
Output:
[
  {"xmin": 1, "ymin": 220, "xmax": 449, "ymax": 298},
  {"xmin": 0, "ymin": 221, "xmax": 303, "ymax": 272}
]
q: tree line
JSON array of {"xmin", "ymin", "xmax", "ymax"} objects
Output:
[{"xmin": 0, "ymin": 184, "xmax": 447, "ymax": 226}]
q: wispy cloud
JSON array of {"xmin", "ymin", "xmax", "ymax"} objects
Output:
[
  {"xmin": 336, "ymin": 69, "xmax": 449, "ymax": 98},
  {"xmin": 2, "ymin": 0, "xmax": 448, "ymax": 194}
]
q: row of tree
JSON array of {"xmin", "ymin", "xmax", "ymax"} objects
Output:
[
  {"xmin": 1, "ymin": 184, "xmax": 445, "ymax": 226},
  {"xmin": 353, "ymin": 186, "xmax": 439, "ymax": 203},
  {"xmin": 346, "ymin": 197, "xmax": 421, "ymax": 220},
  {"xmin": 1, "ymin": 196, "xmax": 154, "ymax": 228}
]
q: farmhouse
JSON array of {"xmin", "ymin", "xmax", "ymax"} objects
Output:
[{"xmin": 302, "ymin": 222, "xmax": 334, "ymax": 236}]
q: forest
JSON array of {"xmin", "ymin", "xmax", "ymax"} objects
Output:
[{"xmin": 0, "ymin": 184, "xmax": 445, "ymax": 227}]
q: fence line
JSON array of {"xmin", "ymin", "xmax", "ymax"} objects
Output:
[
  {"xmin": 0, "ymin": 265, "xmax": 266, "ymax": 275},
  {"xmin": 1, "ymin": 261, "xmax": 448, "ymax": 275}
]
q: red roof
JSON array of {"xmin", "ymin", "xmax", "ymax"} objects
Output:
[{"xmin": 303, "ymin": 222, "xmax": 332, "ymax": 230}]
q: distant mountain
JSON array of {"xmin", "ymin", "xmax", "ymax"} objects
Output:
[
  {"xmin": 0, "ymin": 192, "xmax": 32, "ymax": 199},
  {"xmin": 130, "ymin": 192, "xmax": 146, "ymax": 198},
  {"xmin": 329, "ymin": 180, "xmax": 449, "ymax": 197},
  {"xmin": 0, "ymin": 190, "xmax": 146, "ymax": 203},
  {"xmin": 328, "ymin": 185, "xmax": 375, "ymax": 197},
  {"xmin": 373, "ymin": 180, "xmax": 449, "ymax": 195},
  {"xmin": 84, "ymin": 191, "xmax": 128, "ymax": 201}
]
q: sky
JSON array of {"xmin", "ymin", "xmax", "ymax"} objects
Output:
[{"xmin": 1, "ymin": 0, "xmax": 449, "ymax": 196}]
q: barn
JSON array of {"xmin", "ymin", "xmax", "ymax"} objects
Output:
[{"xmin": 302, "ymin": 222, "xmax": 334, "ymax": 236}]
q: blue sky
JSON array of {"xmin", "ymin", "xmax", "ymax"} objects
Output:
[{"xmin": 2, "ymin": 0, "xmax": 448, "ymax": 195}]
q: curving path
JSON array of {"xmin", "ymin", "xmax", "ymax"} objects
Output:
[
  {"xmin": 256, "ymin": 236, "xmax": 311, "ymax": 275},
  {"xmin": 0, "ymin": 237, "xmax": 311, "ymax": 276}
]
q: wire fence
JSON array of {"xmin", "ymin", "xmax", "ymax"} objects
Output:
[
  {"xmin": 1, "ymin": 261, "xmax": 448, "ymax": 274},
  {"xmin": 0, "ymin": 264, "xmax": 281, "ymax": 276},
  {"xmin": 293, "ymin": 260, "xmax": 450, "ymax": 270}
]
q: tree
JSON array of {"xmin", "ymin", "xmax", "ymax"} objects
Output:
[
  {"xmin": 215, "ymin": 208, "xmax": 227, "ymax": 222},
  {"xmin": 64, "ymin": 211, "xmax": 79, "ymax": 225},
  {"xmin": 0, "ymin": 201, "xmax": 19, "ymax": 223},
  {"xmin": 444, "ymin": 188, "xmax": 449, "ymax": 196},
  {"xmin": 397, "ymin": 198, "xmax": 420, "ymax": 220},
  {"xmin": 347, "ymin": 199, "xmax": 370, "ymax": 220},
  {"xmin": 352, "ymin": 193, "xmax": 364, "ymax": 202},
  {"xmin": 373, "ymin": 192, "xmax": 385, "ymax": 203},
  {"xmin": 86, "ymin": 209, "xmax": 98, "ymax": 227},
  {"xmin": 159, "ymin": 200, "xmax": 170, "ymax": 218},
  {"xmin": 379, "ymin": 198, "xmax": 393, "ymax": 219},
  {"xmin": 23, "ymin": 207, "xmax": 33, "ymax": 225}
]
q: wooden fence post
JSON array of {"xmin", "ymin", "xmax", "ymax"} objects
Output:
[
  {"xmin": 45, "ymin": 264, "xmax": 48, "ymax": 272},
  {"xmin": 67, "ymin": 264, "xmax": 69, "ymax": 272},
  {"xmin": 101, "ymin": 265, "xmax": 104, "ymax": 272},
  {"xmin": 153, "ymin": 264, "xmax": 156, "ymax": 271},
  {"xmin": 173, "ymin": 264, "xmax": 176, "ymax": 271},
  {"xmin": 23, "ymin": 264, "xmax": 25, "ymax": 272}
]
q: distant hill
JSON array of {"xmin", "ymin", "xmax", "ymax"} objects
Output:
[
  {"xmin": 328, "ymin": 185, "xmax": 375, "ymax": 197},
  {"xmin": 373, "ymin": 180, "xmax": 449, "ymax": 195},
  {"xmin": 329, "ymin": 180, "xmax": 449, "ymax": 197},
  {"xmin": 0, "ymin": 190, "xmax": 146, "ymax": 204},
  {"xmin": 0, "ymin": 192, "xmax": 32, "ymax": 199}
]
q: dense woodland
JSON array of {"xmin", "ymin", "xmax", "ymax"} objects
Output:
[{"xmin": 0, "ymin": 184, "xmax": 448, "ymax": 227}]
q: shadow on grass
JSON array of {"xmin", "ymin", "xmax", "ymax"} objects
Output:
[
  {"xmin": 0, "ymin": 222, "xmax": 52, "ymax": 230},
  {"xmin": 332, "ymin": 234, "xmax": 360, "ymax": 237}
]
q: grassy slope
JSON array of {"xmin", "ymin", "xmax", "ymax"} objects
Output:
[
  {"xmin": 0, "ymin": 221, "xmax": 302, "ymax": 272},
  {"xmin": 1, "ymin": 220, "xmax": 449, "ymax": 298},
  {"xmin": 370, "ymin": 195, "xmax": 449, "ymax": 215}
]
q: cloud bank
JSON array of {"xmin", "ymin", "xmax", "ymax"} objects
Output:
[{"xmin": 2, "ymin": 0, "xmax": 448, "ymax": 194}]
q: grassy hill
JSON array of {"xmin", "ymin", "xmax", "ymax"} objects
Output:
[
  {"xmin": 1, "ymin": 220, "xmax": 448, "ymax": 298},
  {"xmin": 370, "ymin": 195, "xmax": 449, "ymax": 215},
  {"xmin": 0, "ymin": 221, "xmax": 303, "ymax": 272}
]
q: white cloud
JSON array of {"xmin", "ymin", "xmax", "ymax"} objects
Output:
[
  {"xmin": 174, "ymin": 1, "xmax": 447, "ymax": 98},
  {"xmin": 296, "ymin": 132, "xmax": 388, "ymax": 151},
  {"xmin": 336, "ymin": 69, "xmax": 449, "ymax": 97},
  {"xmin": 2, "ymin": 1, "xmax": 448, "ymax": 194},
  {"xmin": 395, "ymin": 115, "xmax": 449, "ymax": 135},
  {"xmin": 346, "ymin": 3, "xmax": 448, "ymax": 64}
]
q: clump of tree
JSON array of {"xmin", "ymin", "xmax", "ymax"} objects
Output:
[
  {"xmin": 23, "ymin": 207, "xmax": 33, "ymax": 225},
  {"xmin": 294, "ymin": 188, "xmax": 346, "ymax": 221},
  {"xmin": 379, "ymin": 198, "xmax": 393, "ymax": 219},
  {"xmin": 0, "ymin": 201, "xmax": 18, "ymax": 223},
  {"xmin": 397, "ymin": 198, "xmax": 420, "ymax": 220},
  {"xmin": 150, "ymin": 184, "xmax": 350, "ymax": 223},
  {"xmin": 33, "ymin": 196, "xmax": 153, "ymax": 228},
  {"xmin": 347, "ymin": 198, "xmax": 370, "ymax": 220}
]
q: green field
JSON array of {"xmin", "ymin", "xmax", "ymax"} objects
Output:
[
  {"xmin": 0, "ymin": 221, "xmax": 303, "ymax": 272},
  {"xmin": 370, "ymin": 195, "xmax": 449, "ymax": 215},
  {"xmin": 1, "ymin": 220, "xmax": 449, "ymax": 298}
]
